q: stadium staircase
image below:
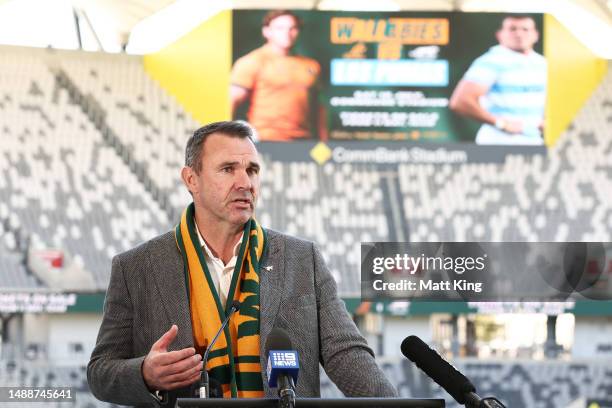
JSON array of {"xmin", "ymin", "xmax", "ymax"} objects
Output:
[
  {"xmin": 53, "ymin": 69, "xmax": 177, "ymax": 222},
  {"xmin": 1, "ymin": 46, "xmax": 170, "ymax": 289}
]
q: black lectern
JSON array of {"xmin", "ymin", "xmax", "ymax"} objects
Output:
[{"xmin": 176, "ymin": 398, "xmax": 444, "ymax": 408}]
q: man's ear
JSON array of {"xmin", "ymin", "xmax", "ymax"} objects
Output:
[{"xmin": 181, "ymin": 166, "xmax": 197, "ymax": 194}]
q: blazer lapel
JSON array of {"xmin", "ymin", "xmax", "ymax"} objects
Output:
[
  {"xmin": 259, "ymin": 230, "xmax": 285, "ymax": 386},
  {"xmin": 147, "ymin": 232, "xmax": 193, "ymax": 349}
]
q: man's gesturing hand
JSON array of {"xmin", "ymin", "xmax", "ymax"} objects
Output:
[{"xmin": 142, "ymin": 325, "xmax": 203, "ymax": 391}]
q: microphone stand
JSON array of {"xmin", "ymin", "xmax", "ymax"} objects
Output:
[
  {"xmin": 199, "ymin": 302, "xmax": 241, "ymax": 398},
  {"xmin": 277, "ymin": 375, "xmax": 296, "ymax": 408}
]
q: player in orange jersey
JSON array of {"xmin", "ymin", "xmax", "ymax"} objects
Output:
[{"xmin": 230, "ymin": 10, "xmax": 328, "ymax": 142}]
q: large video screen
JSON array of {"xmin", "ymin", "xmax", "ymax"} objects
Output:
[{"xmin": 231, "ymin": 11, "xmax": 546, "ymax": 146}]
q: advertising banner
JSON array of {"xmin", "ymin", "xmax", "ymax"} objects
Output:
[{"xmin": 232, "ymin": 10, "xmax": 546, "ymax": 148}]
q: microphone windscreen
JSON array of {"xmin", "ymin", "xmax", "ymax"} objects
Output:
[
  {"xmin": 231, "ymin": 300, "xmax": 241, "ymax": 312},
  {"xmin": 401, "ymin": 335, "xmax": 475, "ymax": 404},
  {"xmin": 265, "ymin": 328, "xmax": 299, "ymax": 388},
  {"xmin": 264, "ymin": 328, "xmax": 293, "ymax": 355}
]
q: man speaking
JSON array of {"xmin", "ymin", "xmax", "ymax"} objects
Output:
[{"xmin": 87, "ymin": 121, "xmax": 395, "ymax": 406}]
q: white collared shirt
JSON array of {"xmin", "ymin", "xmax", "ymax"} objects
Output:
[{"xmin": 194, "ymin": 220, "xmax": 243, "ymax": 306}]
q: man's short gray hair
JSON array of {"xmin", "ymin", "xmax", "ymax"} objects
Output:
[{"xmin": 185, "ymin": 120, "xmax": 256, "ymax": 173}]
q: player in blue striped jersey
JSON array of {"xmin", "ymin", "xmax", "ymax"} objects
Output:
[{"xmin": 450, "ymin": 15, "xmax": 547, "ymax": 145}]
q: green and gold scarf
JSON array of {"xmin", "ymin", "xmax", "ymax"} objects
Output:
[{"xmin": 175, "ymin": 203, "xmax": 265, "ymax": 398}]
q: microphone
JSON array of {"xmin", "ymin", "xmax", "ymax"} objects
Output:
[
  {"xmin": 265, "ymin": 328, "xmax": 299, "ymax": 408},
  {"xmin": 199, "ymin": 300, "xmax": 241, "ymax": 398},
  {"xmin": 401, "ymin": 336, "xmax": 506, "ymax": 408}
]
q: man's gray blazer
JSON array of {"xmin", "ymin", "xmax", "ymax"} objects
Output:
[{"xmin": 88, "ymin": 229, "xmax": 397, "ymax": 406}]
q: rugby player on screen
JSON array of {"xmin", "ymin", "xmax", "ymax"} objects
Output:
[
  {"xmin": 230, "ymin": 10, "xmax": 328, "ymax": 142},
  {"xmin": 450, "ymin": 15, "xmax": 547, "ymax": 145}
]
